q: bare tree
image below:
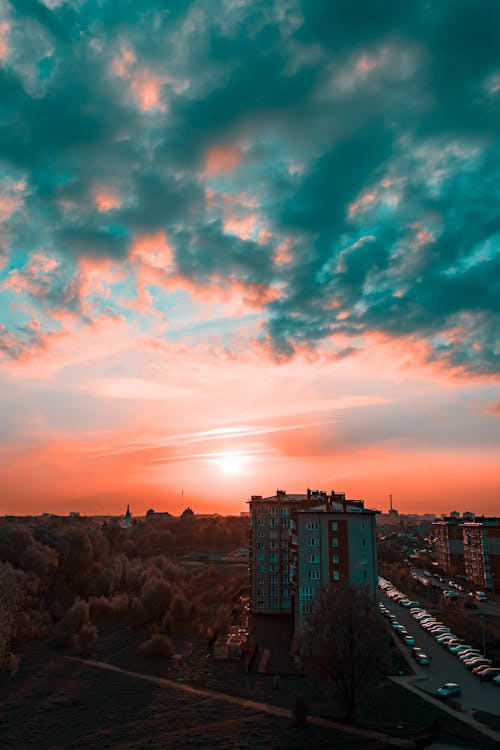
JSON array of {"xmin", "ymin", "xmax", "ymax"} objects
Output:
[{"xmin": 300, "ymin": 582, "xmax": 390, "ymax": 723}]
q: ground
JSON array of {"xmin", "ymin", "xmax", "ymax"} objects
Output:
[{"xmin": 0, "ymin": 619, "xmax": 495, "ymax": 750}]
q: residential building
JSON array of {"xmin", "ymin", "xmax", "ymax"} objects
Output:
[
  {"xmin": 433, "ymin": 513, "xmax": 467, "ymax": 575},
  {"xmin": 248, "ymin": 489, "xmax": 378, "ymax": 632},
  {"xmin": 291, "ymin": 497, "xmax": 378, "ymax": 637},
  {"xmin": 248, "ymin": 490, "xmax": 321, "ymax": 614},
  {"xmin": 462, "ymin": 517, "xmax": 500, "ymax": 593}
]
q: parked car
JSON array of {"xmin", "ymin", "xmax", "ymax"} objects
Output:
[
  {"xmin": 415, "ymin": 653, "xmax": 430, "ymax": 665},
  {"xmin": 449, "ymin": 644, "xmax": 473, "ymax": 654},
  {"xmin": 493, "ymin": 675, "xmax": 500, "ymax": 687},
  {"xmin": 464, "ymin": 658, "xmax": 491, "ymax": 670},
  {"xmin": 479, "ymin": 668, "xmax": 500, "ymax": 681},
  {"xmin": 475, "ymin": 591, "xmax": 488, "ymax": 602},
  {"xmin": 403, "ymin": 634, "xmax": 415, "ymax": 646},
  {"xmin": 437, "ymin": 683, "xmax": 461, "ymax": 698},
  {"xmin": 458, "ymin": 650, "xmax": 481, "ymax": 662}
]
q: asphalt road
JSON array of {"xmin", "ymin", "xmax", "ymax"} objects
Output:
[{"xmin": 381, "ymin": 592, "xmax": 500, "ymax": 716}]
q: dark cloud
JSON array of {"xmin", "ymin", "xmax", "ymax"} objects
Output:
[{"xmin": 0, "ymin": 0, "xmax": 498, "ymax": 375}]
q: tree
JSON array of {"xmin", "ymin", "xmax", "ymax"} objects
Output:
[{"xmin": 300, "ymin": 583, "xmax": 390, "ymax": 723}]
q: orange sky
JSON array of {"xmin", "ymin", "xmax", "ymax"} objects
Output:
[{"xmin": 0, "ymin": 329, "xmax": 498, "ymax": 517}]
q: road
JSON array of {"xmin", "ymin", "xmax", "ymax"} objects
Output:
[{"xmin": 381, "ymin": 591, "xmax": 500, "ymax": 717}]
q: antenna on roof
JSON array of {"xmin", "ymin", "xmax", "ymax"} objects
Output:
[{"xmin": 389, "ymin": 493, "xmax": 393, "ymax": 512}]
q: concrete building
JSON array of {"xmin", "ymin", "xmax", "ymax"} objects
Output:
[
  {"xmin": 462, "ymin": 517, "xmax": 500, "ymax": 593},
  {"xmin": 248, "ymin": 489, "xmax": 378, "ymax": 631},
  {"xmin": 433, "ymin": 513, "xmax": 467, "ymax": 575},
  {"xmin": 248, "ymin": 490, "xmax": 322, "ymax": 614},
  {"xmin": 291, "ymin": 497, "xmax": 378, "ymax": 637}
]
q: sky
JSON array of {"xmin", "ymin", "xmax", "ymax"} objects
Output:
[{"xmin": 0, "ymin": 0, "xmax": 499, "ymax": 517}]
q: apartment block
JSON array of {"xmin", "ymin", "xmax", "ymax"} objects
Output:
[
  {"xmin": 433, "ymin": 513, "xmax": 467, "ymax": 575},
  {"xmin": 248, "ymin": 490, "xmax": 321, "ymax": 614},
  {"xmin": 462, "ymin": 517, "xmax": 500, "ymax": 593},
  {"xmin": 248, "ymin": 489, "xmax": 378, "ymax": 629},
  {"xmin": 291, "ymin": 499, "xmax": 378, "ymax": 636}
]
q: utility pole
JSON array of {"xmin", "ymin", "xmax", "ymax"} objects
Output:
[{"xmin": 480, "ymin": 614, "xmax": 486, "ymax": 657}]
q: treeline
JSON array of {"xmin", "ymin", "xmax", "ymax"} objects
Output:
[{"xmin": 0, "ymin": 515, "xmax": 248, "ymax": 676}]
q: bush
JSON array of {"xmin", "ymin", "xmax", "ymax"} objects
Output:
[
  {"xmin": 76, "ymin": 623, "xmax": 98, "ymax": 655},
  {"xmin": 139, "ymin": 634, "xmax": 173, "ymax": 661}
]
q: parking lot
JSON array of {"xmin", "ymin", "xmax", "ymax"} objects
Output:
[{"xmin": 380, "ymin": 591, "xmax": 500, "ymax": 717}]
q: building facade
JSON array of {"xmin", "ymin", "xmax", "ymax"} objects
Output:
[
  {"xmin": 433, "ymin": 513, "xmax": 466, "ymax": 575},
  {"xmin": 291, "ymin": 500, "xmax": 378, "ymax": 636},
  {"xmin": 248, "ymin": 489, "xmax": 378, "ymax": 630},
  {"xmin": 462, "ymin": 518, "xmax": 500, "ymax": 593},
  {"xmin": 248, "ymin": 490, "xmax": 321, "ymax": 614}
]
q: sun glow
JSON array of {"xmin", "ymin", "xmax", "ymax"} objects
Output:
[{"xmin": 214, "ymin": 451, "xmax": 250, "ymax": 475}]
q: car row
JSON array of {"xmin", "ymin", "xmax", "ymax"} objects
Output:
[{"xmin": 379, "ymin": 577, "xmax": 500, "ymax": 692}]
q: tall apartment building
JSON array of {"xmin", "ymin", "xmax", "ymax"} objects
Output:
[
  {"xmin": 433, "ymin": 513, "xmax": 467, "ymax": 574},
  {"xmin": 248, "ymin": 489, "xmax": 378, "ymax": 629},
  {"xmin": 462, "ymin": 517, "xmax": 500, "ymax": 593},
  {"xmin": 291, "ymin": 499, "xmax": 378, "ymax": 636},
  {"xmin": 248, "ymin": 490, "xmax": 322, "ymax": 614}
]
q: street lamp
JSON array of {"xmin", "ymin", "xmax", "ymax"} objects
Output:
[{"xmin": 480, "ymin": 614, "xmax": 486, "ymax": 657}]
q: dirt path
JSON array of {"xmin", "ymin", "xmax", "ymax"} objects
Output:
[{"xmin": 67, "ymin": 656, "xmax": 408, "ymax": 747}]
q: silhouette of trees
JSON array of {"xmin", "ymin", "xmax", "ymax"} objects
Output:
[
  {"xmin": 0, "ymin": 514, "xmax": 247, "ymax": 672},
  {"xmin": 301, "ymin": 583, "xmax": 389, "ymax": 723}
]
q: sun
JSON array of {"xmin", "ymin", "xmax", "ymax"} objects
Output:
[{"xmin": 214, "ymin": 451, "xmax": 250, "ymax": 475}]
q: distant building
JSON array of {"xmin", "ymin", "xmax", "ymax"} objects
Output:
[
  {"xmin": 433, "ymin": 515, "xmax": 467, "ymax": 574},
  {"xmin": 248, "ymin": 489, "xmax": 378, "ymax": 635},
  {"xmin": 181, "ymin": 506, "xmax": 195, "ymax": 518},
  {"xmin": 462, "ymin": 517, "xmax": 500, "ymax": 592}
]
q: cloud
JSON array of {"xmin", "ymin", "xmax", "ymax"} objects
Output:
[{"xmin": 0, "ymin": 0, "xmax": 498, "ymax": 378}]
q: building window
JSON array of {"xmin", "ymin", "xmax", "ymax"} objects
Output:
[
  {"xmin": 257, "ymin": 577, "xmax": 264, "ymax": 584},
  {"xmin": 299, "ymin": 602, "xmax": 312, "ymax": 613},
  {"xmin": 258, "ymin": 565, "xmax": 264, "ymax": 573},
  {"xmin": 257, "ymin": 552, "xmax": 264, "ymax": 561},
  {"xmin": 332, "ymin": 555, "xmax": 339, "ymax": 564},
  {"xmin": 361, "ymin": 555, "xmax": 367, "ymax": 565},
  {"xmin": 257, "ymin": 601, "xmax": 264, "ymax": 608},
  {"xmin": 257, "ymin": 531, "xmax": 264, "ymax": 537},
  {"xmin": 362, "ymin": 570, "xmax": 368, "ymax": 581},
  {"xmin": 307, "ymin": 536, "xmax": 319, "ymax": 547},
  {"xmin": 306, "ymin": 520, "xmax": 319, "ymax": 531},
  {"xmin": 332, "ymin": 537, "xmax": 339, "ymax": 548},
  {"xmin": 308, "ymin": 569, "xmax": 320, "ymax": 580},
  {"xmin": 361, "ymin": 521, "xmax": 366, "ymax": 531},
  {"xmin": 306, "ymin": 553, "xmax": 320, "ymax": 563},
  {"xmin": 257, "ymin": 542, "xmax": 264, "ymax": 549},
  {"xmin": 333, "ymin": 571, "xmax": 340, "ymax": 581},
  {"xmin": 361, "ymin": 537, "xmax": 366, "ymax": 547},
  {"xmin": 299, "ymin": 586, "xmax": 313, "ymax": 600},
  {"xmin": 331, "ymin": 521, "xmax": 338, "ymax": 531}
]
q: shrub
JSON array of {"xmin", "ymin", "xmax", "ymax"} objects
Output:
[
  {"xmin": 76, "ymin": 623, "xmax": 98, "ymax": 654},
  {"xmin": 139, "ymin": 634, "xmax": 173, "ymax": 661}
]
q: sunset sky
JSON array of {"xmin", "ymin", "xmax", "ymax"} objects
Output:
[{"xmin": 0, "ymin": 1, "xmax": 498, "ymax": 517}]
